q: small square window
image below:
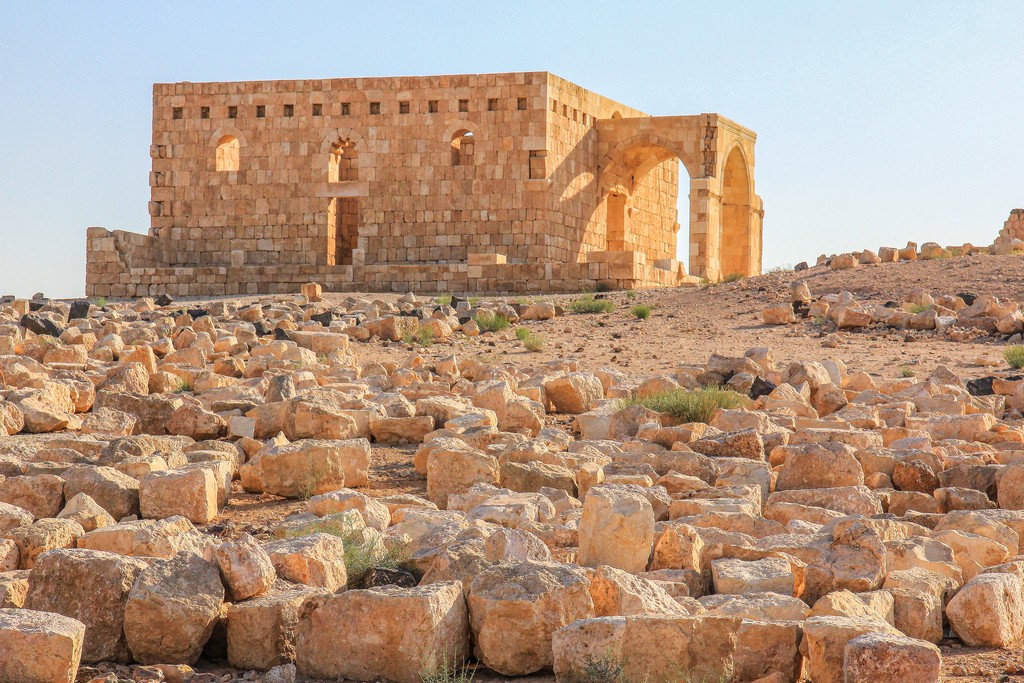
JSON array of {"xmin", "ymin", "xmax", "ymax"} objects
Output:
[
  {"xmin": 200, "ymin": 106, "xmax": 209, "ymax": 119},
  {"xmin": 488, "ymin": 98, "xmax": 498, "ymax": 112},
  {"xmin": 228, "ymin": 106, "xmax": 237, "ymax": 118},
  {"xmin": 370, "ymin": 102, "xmax": 381, "ymax": 115},
  {"xmin": 284, "ymin": 104, "xmax": 294, "ymax": 117},
  {"xmin": 428, "ymin": 100, "xmax": 438, "ymax": 113},
  {"xmin": 399, "ymin": 101, "xmax": 410, "ymax": 114},
  {"xmin": 517, "ymin": 98, "xmax": 527, "ymax": 111},
  {"xmin": 341, "ymin": 102, "xmax": 350, "ymax": 116},
  {"xmin": 172, "ymin": 107, "xmax": 183, "ymax": 120},
  {"xmin": 312, "ymin": 103, "xmax": 322, "ymax": 116},
  {"xmin": 458, "ymin": 99, "xmax": 469, "ymax": 113},
  {"xmin": 256, "ymin": 105, "xmax": 266, "ymax": 118}
]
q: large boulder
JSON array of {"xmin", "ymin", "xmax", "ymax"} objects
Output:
[
  {"xmin": 25, "ymin": 548, "xmax": 147, "ymax": 663},
  {"xmin": 140, "ymin": 467, "xmax": 220, "ymax": 524},
  {"xmin": 60, "ymin": 465, "xmax": 140, "ymax": 520},
  {"xmin": 215, "ymin": 533, "xmax": 276, "ymax": 601},
  {"xmin": 946, "ymin": 572, "xmax": 1024, "ymax": 647},
  {"xmin": 264, "ymin": 533, "xmax": 348, "ymax": 591},
  {"xmin": 843, "ymin": 631, "xmax": 941, "ymax": 683},
  {"xmin": 426, "ymin": 442, "xmax": 500, "ymax": 509},
  {"xmin": 578, "ymin": 484, "xmax": 655, "ymax": 574},
  {"xmin": 468, "ymin": 562, "xmax": 595, "ymax": 675},
  {"xmin": 226, "ymin": 587, "xmax": 328, "ymax": 671},
  {"xmin": 241, "ymin": 439, "xmax": 371, "ymax": 498},
  {"xmin": 801, "ymin": 615, "xmax": 901, "ymax": 683},
  {"xmin": 296, "ymin": 581, "xmax": 469, "ymax": 683},
  {"xmin": 774, "ymin": 442, "xmax": 864, "ymax": 490},
  {"xmin": 544, "ymin": 373, "xmax": 604, "ymax": 414},
  {"xmin": 123, "ymin": 551, "xmax": 225, "ymax": 664},
  {"xmin": 0, "ymin": 608, "xmax": 85, "ymax": 683},
  {"xmin": 0, "ymin": 474, "xmax": 65, "ymax": 519}
]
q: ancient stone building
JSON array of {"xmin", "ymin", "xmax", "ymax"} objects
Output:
[{"xmin": 86, "ymin": 71, "xmax": 762, "ymax": 297}]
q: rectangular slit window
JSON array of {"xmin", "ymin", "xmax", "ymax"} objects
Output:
[
  {"xmin": 341, "ymin": 102, "xmax": 350, "ymax": 116},
  {"xmin": 284, "ymin": 104, "xmax": 294, "ymax": 117},
  {"xmin": 517, "ymin": 98, "xmax": 527, "ymax": 111},
  {"xmin": 551, "ymin": 99, "xmax": 557, "ymax": 113},
  {"xmin": 428, "ymin": 100, "xmax": 438, "ymax": 113},
  {"xmin": 458, "ymin": 99, "xmax": 469, "ymax": 113},
  {"xmin": 399, "ymin": 101, "xmax": 410, "ymax": 114},
  {"xmin": 488, "ymin": 98, "xmax": 498, "ymax": 112},
  {"xmin": 370, "ymin": 102, "xmax": 381, "ymax": 114},
  {"xmin": 200, "ymin": 107, "xmax": 209, "ymax": 119},
  {"xmin": 562, "ymin": 104, "xmax": 568, "ymax": 117},
  {"xmin": 228, "ymin": 106, "xmax": 237, "ymax": 118},
  {"xmin": 312, "ymin": 103, "xmax": 322, "ymax": 116},
  {"xmin": 256, "ymin": 105, "xmax": 266, "ymax": 118},
  {"xmin": 172, "ymin": 107, "xmax": 183, "ymax": 120}
]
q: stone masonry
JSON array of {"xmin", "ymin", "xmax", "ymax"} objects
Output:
[{"xmin": 85, "ymin": 72, "xmax": 763, "ymax": 297}]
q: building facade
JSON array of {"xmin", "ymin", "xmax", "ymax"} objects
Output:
[{"xmin": 86, "ymin": 71, "xmax": 762, "ymax": 297}]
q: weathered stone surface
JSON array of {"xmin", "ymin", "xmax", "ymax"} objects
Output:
[
  {"xmin": 240, "ymin": 438, "xmax": 370, "ymax": 498},
  {"xmin": 712, "ymin": 557, "xmax": 795, "ymax": 596},
  {"xmin": 801, "ymin": 616, "xmax": 901, "ymax": 683},
  {"xmin": 0, "ymin": 474, "xmax": 64, "ymax": 519},
  {"xmin": 590, "ymin": 565, "xmax": 691, "ymax": 617},
  {"xmin": 7, "ymin": 518, "xmax": 84, "ymax": 569},
  {"xmin": 78, "ymin": 517, "xmax": 209, "ymax": 558},
  {"xmin": 227, "ymin": 588, "xmax": 327, "ymax": 671},
  {"xmin": 140, "ymin": 467, "xmax": 220, "ymax": 524},
  {"xmin": 25, "ymin": 548, "xmax": 147, "ymax": 663},
  {"xmin": 578, "ymin": 484, "xmax": 655, "ymax": 573},
  {"xmin": 297, "ymin": 581, "xmax": 469, "ymax": 683},
  {"xmin": 308, "ymin": 488, "xmax": 390, "ymax": 530},
  {"xmin": 57, "ymin": 493, "xmax": 116, "ymax": 532},
  {"xmin": 426, "ymin": 442, "xmax": 500, "ymax": 509},
  {"xmin": 468, "ymin": 562, "xmax": 594, "ymax": 676},
  {"xmin": 0, "ymin": 608, "xmax": 85, "ymax": 683},
  {"xmin": 946, "ymin": 572, "xmax": 1024, "ymax": 647},
  {"xmin": 61, "ymin": 465, "xmax": 140, "ymax": 520},
  {"xmin": 544, "ymin": 373, "xmax": 604, "ymax": 414},
  {"xmin": 843, "ymin": 631, "xmax": 941, "ymax": 683},
  {"xmin": 265, "ymin": 533, "xmax": 349, "ymax": 591},
  {"xmin": 215, "ymin": 533, "xmax": 276, "ymax": 601},
  {"xmin": 123, "ymin": 552, "xmax": 225, "ymax": 664}
]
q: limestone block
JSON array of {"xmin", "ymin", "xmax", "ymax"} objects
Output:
[
  {"xmin": 578, "ymin": 484, "xmax": 655, "ymax": 573},
  {"xmin": 140, "ymin": 467, "xmax": 219, "ymax": 524},
  {"xmin": 0, "ymin": 608, "xmax": 85, "ymax": 683},
  {"xmin": 712, "ymin": 557, "xmax": 795, "ymax": 596},
  {"xmin": 946, "ymin": 572, "xmax": 1024, "ymax": 647},
  {"xmin": 843, "ymin": 632, "xmax": 941, "ymax": 683},
  {"xmin": 297, "ymin": 581, "xmax": 469, "ymax": 683},
  {"xmin": 215, "ymin": 533, "xmax": 277, "ymax": 601},
  {"xmin": 264, "ymin": 533, "xmax": 348, "ymax": 591},
  {"xmin": 25, "ymin": 548, "xmax": 147, "ymax": 663},
  {"xmin": 227, "ymin": 588, "xmax": 327, "ymax": 670}
]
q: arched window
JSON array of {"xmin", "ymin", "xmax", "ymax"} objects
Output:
[
  {"xmin": 450, "ymin": 130, "xmax": 475, "ymax": 166},
  {"xmin": 215, "ymin": 135, "xmax": 240, "ymax": 172},
  {"xmin": 329, "ymin": 139, "xmax": 358, "ymax": 182}
]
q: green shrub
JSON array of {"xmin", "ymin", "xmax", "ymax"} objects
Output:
[
  {"xmin": 436, "ymin": 294, "xmax": 453, "ymax": 306},
  {"xmin": 570, "ymin": 296, "xmax": 615, "ymax": 314},
  {"xmin": 343, "ymin": 538, "xmax": 410, "ymax": 588},
  {"xmin": 91, "ymin": 296, "xmax": 108, "ymax": 307},
  {"xmin": 523, "ymin": 333, "xmax": 546, "ymax": 352},
  {"xmin": 631, "ymin": 304, "xmax": 652, "ymax": 320},
  {"xmin": 722, "ymin": 273, "xmax": 745, "ymax": 283},
  {"xmin": 1006, "ymin": 345, "xmax": 1024, "ymax": 369},
  {"xmin": 900, "ymin": 366, "xmax": 916, "ymax": 378},
  {"xmin": 173, "ymin": 379, "xmax": 193, "ymax": 394},
  {"xmin": 625, "ymin": 290, "xmax": 638, "ymax": 300},
  {"xmin": 515, "ymin": 327, "xmax": 531, "ymax": 341},
  {"xmin": 474, "ymin": 310, "xmax": 510, "ymax": 333},
  {"xmin": 624, "ymin": 387, "xmax": 747, "ymax": 424},
  {"xmin": 468, "ymin": 296, "xmax": 481, "ymax": 307},
  {"xmin": 595, "ymin": 281, "xmax": 613, "ymax": 293},
  {"xmin": 907, "ymin": 304, "xmax": 932, "ymax": 314},
  {"xmin": 421, "ymin": 654, "xmax": 476, "ymax": 683}
]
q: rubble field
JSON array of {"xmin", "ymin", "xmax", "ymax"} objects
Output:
[{"xmin": 3, "ymin": 252, "xmax": 1024, "ymax": 682}]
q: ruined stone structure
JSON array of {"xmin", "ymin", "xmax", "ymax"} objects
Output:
[{"xmin": 86, "ymin": 72, "xmax": 762, "ymax": 297}]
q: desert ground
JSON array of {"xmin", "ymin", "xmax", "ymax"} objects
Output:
[{"xmin": 3, "ymin": 251, "xmax": 1024, "ymax": 682}]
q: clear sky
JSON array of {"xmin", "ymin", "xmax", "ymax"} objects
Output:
[{"xmin": 1, "ymin": 1, "xmax": 1022, "ymax": 298}]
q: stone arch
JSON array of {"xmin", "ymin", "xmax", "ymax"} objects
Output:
[
  {"xmin": 319, "ymin": 128, "xmax": 368, "ymax": 183},
  {"xmin": 597, "ymin": 134, "xmax": 702, "ymax": 272},
  {"xmin": 318, "ymin": 127, "xmax": 368, "ymax": 154},
  {"xmin": 719, "ymin": 143, "xmax": 754, "ymax": 278}
]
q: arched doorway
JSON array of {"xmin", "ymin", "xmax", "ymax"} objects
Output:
[{"xmin": 720, "ymin": 146, "xmax": 752, "ymax": 278}]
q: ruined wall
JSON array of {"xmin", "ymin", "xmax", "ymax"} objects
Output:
[{"xmin": 150, "ymin": 73, "xmax": 549, "ymax": 268}]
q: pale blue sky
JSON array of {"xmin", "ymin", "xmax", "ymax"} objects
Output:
[{"xmin": 1, "ymin": 1, "xmax": 1022, "ymax": 297}]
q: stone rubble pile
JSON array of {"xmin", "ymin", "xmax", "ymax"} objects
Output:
[
  {"xmin": 763, "ymin": 279, "xmax": 1024, "ymax": 344},
  {"xmin": 1, "ymin": 292, "xmax": 1024, "ymax": 682}
]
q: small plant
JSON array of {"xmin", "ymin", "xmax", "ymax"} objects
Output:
[
  {"xmin": 401, "ymin": 327, "xmax": 435, "ymax": 346},
  {"xmin": 173, "ymin": 379, "xmax": 193, "ymax": 393},
  {"xmin": 812, "ymin": 315, "xmax": 827, "ymax": 326},
  {"xmin": 594, "ymin": 281, "xmax": 614, "ymax": 293},
  {"xmin": 468, "ymin": 296, "xmax": 481, "ymax": 307},
  {"xmin": 421, "ymin": 650, "xmax": 476, "ymax": 683},
  {"xmin": 581, "ymin": 655, "xmax": 624, "ymax": 683},
  {"xmin": 631, "ymin": 304, "xmax": 652, "ymax": 320},
  {"xmin": 1006, "ymin": 345, "xmax": 1024, "ymax": 369},
  {"xmin": 569, "ymin": 295, "xmax": 615, "ymax": 315},
  {"xmin": 523, "ymin": 333, "xmax": 546, "ymax": 352},
  {"xmin": 515, "ymin": 327, "xmax": 531, "ymax": 341},
  {"xmin": 473, "ymin": 310, "xmax": 510, "ymax": 333},
  {"xmin": 436, "ymin": 294, "xmax": 453, "ymax": 306},
  {"xmin": 907, "ymin": 303, "xmax": 932, "ymax": 314},
  {"xmin": 625, "ymin": 289, "xmax": 638, "ymax": 300},
  {"xmin": 343, "ymin": 537, "xmax": 411, "ymax": 587},
  {"xmin": 91, "ymin": 296, "xmax": 108, "ymax": 307},
  {"xmin": 722, "ymin": 273, "xmax": 745, "ymax": 283},
  {"xmin": 900, "ymin": 366, "xmax": 916, "ymax": 378},
  {"xmin": 624, "ymin": 386, "xmax": 747, "ymax": 424}
]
